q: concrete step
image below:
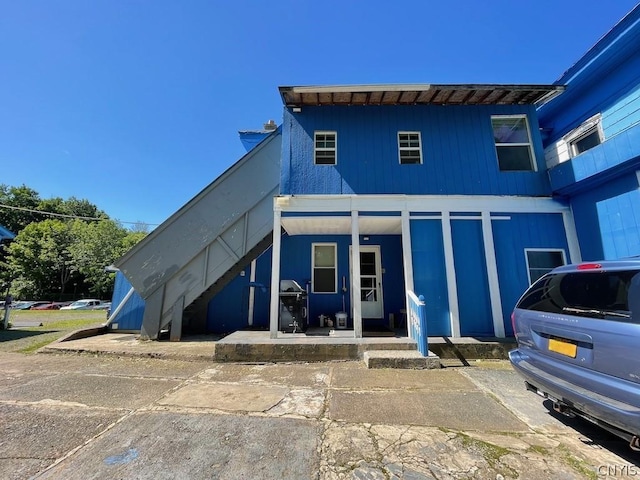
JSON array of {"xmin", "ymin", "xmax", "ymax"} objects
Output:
[{"xmin": 363, "ymin": 350, "xmax": 441, "ymax": 369}]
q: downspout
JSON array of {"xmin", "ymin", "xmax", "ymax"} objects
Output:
[{"xmin": 105, "ymin": 287, "xmax": 135, "ymax": 327}]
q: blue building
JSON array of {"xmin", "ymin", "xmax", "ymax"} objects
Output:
[
  {"xmin": 267, "ymin": 84, "xmax": 574, "ymax": 340},
  {"xmin": 538, "ymin": 5, "xmax": 640, "ymax": 262},
  {"xmin": 112, "ymin": 6, "xmax": 640, "ymax": 343},
  {"xmin": 114, "ymin": 83, "xmax": 581, "ymax": 341}
]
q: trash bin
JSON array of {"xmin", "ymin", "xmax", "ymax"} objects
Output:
[
  {"xmin": 279, "ymin": 280, "xmax": 308, "ymax": 333},
  {"xmin": 335, "ymin": 312, "xmax": 348, "ymax": 329}
]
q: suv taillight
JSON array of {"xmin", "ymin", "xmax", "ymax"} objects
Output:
[
  {"xmin": 577, "ymin": 263, "xmax": 602, "ymax": 270},
  {"xmin": 511, "ymin": 311, "xmax": 517, "ymax": 340}
]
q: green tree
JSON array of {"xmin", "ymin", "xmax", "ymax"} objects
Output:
[
  {"xmin": 0, "ymin": 184, "xmax": 41, "ymax": 233},
  {"xmin": 68, "ymin": 219, "xmax": 134, "ymax": 298},
  {"xmin": 6, "ymin": 219, "xmax": 79, "ymax": 298}
]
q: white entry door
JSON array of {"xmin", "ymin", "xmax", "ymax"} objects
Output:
[{"xmin": 353, "ymin": 246, "xmax": 384, "ymax": 319}]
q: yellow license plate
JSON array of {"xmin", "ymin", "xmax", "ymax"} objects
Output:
[{"xmin": 549, "ymin": 337, "xmax": 577, "ymax": 358}]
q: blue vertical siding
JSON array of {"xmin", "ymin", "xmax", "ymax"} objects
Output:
[
  {"xmin": 280, "ymin": 234, "xmax": 349, "ymax": 327},
  {"xmin": 276, "ymin": 234, "xmax": 406, "ymax": 329},
  {"xmin": 109, "ymin": 271, "xmax": 145, "ymax": 330},
  {"xmin": 451, "ymin": 220, "xmax": 493, "ymax": 336},
  {"xmin": 570, "ymin": 172, "xmax": 640, "ymax": 261},
  {"xmin": 370, "ymin": 235, "xmax": 405, "ymax": 328},
  {"xmin": 410, "ymin": 220, "xmax": 450, "ymax": 336},
  {"xmin": 492, "ymin": 213, "xmax": 570, "ymax": 336},
  {"xmin": 596, "ymin": 188, "xmax": 640, "ymax": 260},
  {"xmin": 282, "ymin": 105, "xmax": 550, "ymax": 197},
  {"xmin": 207, "ymin": 248, "xmax": 272, "ymax": 333}
]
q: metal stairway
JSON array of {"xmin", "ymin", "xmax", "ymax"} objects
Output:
[{"xmin": 115, "ymin": 129, "xmax": 281, "ymax": 339}]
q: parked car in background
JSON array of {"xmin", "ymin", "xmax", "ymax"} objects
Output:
[
  {"xmin": 509, "ymin": 259, "xmax": 640, "ymax": 450},
  {"xmin": 91, "ymin": 302, "xmax": 111, "ymax": 310},
  {"xmin": 32, "ymin": 301, "xmax": 72, "ymax": 310},
  {"xmin": 60, "ymin": 299, "xmax": 102, "ymax": 310},
  {"xmin": 11, "ymin": 301, "xmax": 42, "ymax": 310}
]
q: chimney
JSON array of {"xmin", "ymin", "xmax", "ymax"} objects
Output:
[{"xmin": 263, "ymin": 119, "xmax": 277, "ymax": 131}]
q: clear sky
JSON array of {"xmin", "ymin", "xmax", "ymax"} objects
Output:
[{"xmin": 1, "ymin": 1, "xmax": 638, "ymax": 228}]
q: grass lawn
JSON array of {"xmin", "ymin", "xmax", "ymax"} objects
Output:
[{"xmin": 0, "ymin": 309, "xmax": 107, "ymax": 354}]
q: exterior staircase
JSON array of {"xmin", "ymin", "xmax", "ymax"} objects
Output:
[{"xmin": 115, "ymin": 129, "xmax": 282, "ymax": 339}]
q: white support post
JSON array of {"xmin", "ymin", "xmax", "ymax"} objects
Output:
[
  {"xmin": 441, "ymin": 211, "xmax": 461, "ymax": 337},
  {"xmin": 248, "ymin": 259, "xmax": 257, "ymax": 326},
  {"xmin": 562, "ymin": 208, "xmax": 582, "ymax": 264},
  {"xmin": 269, "ymin": 208, "xmax": 282, "ymax": 339},
  {"xmin": 351, "ymin": 210, "xmax": 362, "ymax": 338},
  {"xmin": 401, "ymin": 210, "xmax": 415, "ymax": 338},
  {"xmin": 481, "ymin": 212, "xmax": 505, "ymax": 338}
]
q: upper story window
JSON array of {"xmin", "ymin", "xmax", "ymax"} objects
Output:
[
  {"xmin": 314, "ymin": 131, "xmax": 337, "ymax": 165},
  {"xmin": 491, "ymin": 115, "xmax": 535, "ymax": 171},
  {"xmin": 565, "ymin": 114, "xmax": 602, "ymax": 158},
  {"xmin": 398, "ymin": 132, "xmax": 423, "ymax": 164}
]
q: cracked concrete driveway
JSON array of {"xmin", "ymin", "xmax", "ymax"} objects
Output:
[{"xmin": 0, "ymin": 353, "xmax": 637, "ymax": 479}]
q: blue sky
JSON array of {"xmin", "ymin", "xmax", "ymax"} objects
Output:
[{"xmin": 1, "ymin": 1, "xmax": 638, "ymax": 228}]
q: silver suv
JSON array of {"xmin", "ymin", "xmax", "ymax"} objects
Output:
[{"xmin": 509, "ymin": 259, "xmax": 640, "ymax": 449}]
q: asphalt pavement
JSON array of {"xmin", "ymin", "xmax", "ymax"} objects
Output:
[{"xmin": 0, "ymin": 350, "xmax": 638, "ymax": 479}]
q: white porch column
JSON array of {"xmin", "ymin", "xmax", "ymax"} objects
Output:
[
  {"xmin": 401, "ymin": 210, "xmax": 415, "ymax": 338},
  {"xmin": 351, "ymin": 210, "xmax": 362, "ymax": 338},
  {"xmin": 481, "ymin": 212, "xmax": 505, "ymax": 338},
  {"xmin": 269, "ymin": 207, "xmax": 282, "ymax": 339},
  {"xmin": 248, "ymin": 259, "xmax": 257, "ymax": 326},
  {"xmin": 441, "ymin": 211, "xmax": 461, "ymax": 337}
]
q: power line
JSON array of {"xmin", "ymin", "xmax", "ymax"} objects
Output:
[{"xmin": 0, "ymin": 203, "xmax": 159, "ymax": 226}]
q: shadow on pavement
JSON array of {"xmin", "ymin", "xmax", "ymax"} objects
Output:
[
  {"xmin": 542, "ymin": 399, "xmax": 640, "ymax": 465},
  {"xmin": 0, "ymin": 329, "xmax": 56, "ymax": 343}
]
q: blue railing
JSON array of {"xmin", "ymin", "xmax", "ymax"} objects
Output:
[{"xmin": 407, "ymin": 291, "xmax": 428, "ymax": 356}]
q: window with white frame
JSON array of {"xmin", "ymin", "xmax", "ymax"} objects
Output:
[
  {"xmin": 314, "ymin": 131, "xmax": 337, "ymax": 165},
  {"xmin": 398, "ymin": 132, "xmax": 423, "ymax": 164},
  {"xmin": 492, "ymin": 115, "xmax": 535, "ymax": 171},
  {"xmin": 525, "ymin": 249, "xmax": 566, "ymax": 285},
  {"xmin": 312, "ymin": 243, "xmax": 337, "ymax": 293},
  {"xmin": 565, "ymin": 114, "xmax": 602, "ymax": 158}
]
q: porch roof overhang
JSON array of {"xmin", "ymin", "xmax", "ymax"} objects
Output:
[
  {"xmin": 279, "ymin": 84, "xmax": 565, "ymax": 108},
  {"xmin": 281, "ymin": 215, "xmax": 401, "ymax": 235}
]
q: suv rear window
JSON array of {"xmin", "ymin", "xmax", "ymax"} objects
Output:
[{"xmin": 517, "ymin": 270, "xmax": 640, "ymax": 322}]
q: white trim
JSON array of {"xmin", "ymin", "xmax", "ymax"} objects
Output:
[
  {"xmin": 563, "ymin": 113, "xmax": 603, "ymax": 158},
  {"xmin": 248, "ymin": 259, "xmax": 257, "ymax": 326},
  {"xmin": 351, "ymin": 211, "xmax": 362, "ymax": 338},
  {"xmin": 524, "ymin": 248, "xmax": 567, "ymax": 285},
  {"xmin": 401, "ymin": 211, "xmax": 414, "ymax": 338},
  {"xmin": 352, "ymin": 245, "xmax": 384, "ymax": 319},
  {"xmin": 314, "ymin": 131, "xmax": 337, "ymax": 165},
  {"xmin": 562, "ymin": 208, "xmax": 582, "ymax": 264},
  {"xmin": 441, "ymin": 211, "xmax": 461, "ymax": 337},
  {"xmin": 311, "ymin": 243, "xmax": 338, "ymax": 294},
  {"xmin": 277, "ymin": 194, "xmax": 569, "ymax": 214},
  {"xmin": 411, "ymin": 215, "xmax": 511, "ymax": 221},
  {"xmin": 398, "ymin": 131, "xmax": 423, "ymax": 165},
  {"xmin": 491, "ymin": 114, "xmax": 537, "ymax": 172},
  {"xmin": 482, "ymin": 212, "xmax": 505, "ymax": 338},
  {"xmin": 269, "ymin": 209, "xmax": 282, "ymax": 338}
]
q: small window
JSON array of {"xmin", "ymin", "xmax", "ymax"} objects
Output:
[
  {"xmin": 314, "ymin": 131, "xmax": 336, "ymax": 165},
  {"xmin": 525, "ymin": 249, "xmax": 566, "ymax": 285},
  {"xmin": 492, "ymin": 115, "xmax": 535, "ymax": 171},
  {"xmin": 569, "ymin": 126, "xmax": 601, "ymax": 157},
  {"xmin": 312, "ymin": 243, "xmax": 337, "ymax": 293},
  {"xmin": 398, "ymin": 132, "xmax": 422, "ymax": 164}
]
